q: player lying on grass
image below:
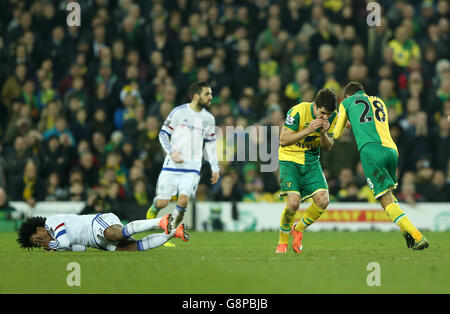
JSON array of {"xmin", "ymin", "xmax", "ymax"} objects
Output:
[
  {"xmin": 17, "ymin": 213, "xmax": 189, "ymax": 251},
  {"xmin": 332, "ymin": 81, "xmax": 429, "ymax": 250}
]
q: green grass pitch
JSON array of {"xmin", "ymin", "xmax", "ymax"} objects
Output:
[{"xmin": 0, "ymin": 231, "xmax": 449, "ymax": 294}]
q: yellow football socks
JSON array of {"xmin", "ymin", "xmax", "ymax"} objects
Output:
[
  {"xmin": 278, "ymin": 207, "xmax": 296, "ymax": 244},
  {"xmin": 385, "ymin": 202, "xmax": 422, "ymax": 241},
  {"xmin": 295, "ymin": 202, "xmax": 325, "ymax": 232}
]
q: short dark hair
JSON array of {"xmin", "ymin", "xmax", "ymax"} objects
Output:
[
  {"xmin": 17, "ymin": 216, "xmax": 46, "ymax": 249},
  {"xmin": 314, "ymin": 88, "xmax": 337, "ymax": 112},
  {"xmin": 343, "ymin": 81, "xmax": 365, "ymax": 97},
  {"xmin": 188, "ymin": 81, "xmax": 211, "ymax": 99}
]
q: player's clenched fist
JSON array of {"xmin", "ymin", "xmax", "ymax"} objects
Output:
[{"xmin": 170, "ymin": 150, "xmax": 184, "ymax": 163}]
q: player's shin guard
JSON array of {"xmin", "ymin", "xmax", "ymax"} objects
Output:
[
  {"xmin": 295, "ymin": 202, "xmax": 325, "ymax": 232},
  {"xmin": 385, "ymin": 202, "xmax": 422, "ymax": 242},
  {"xmin": 278, "ymin": 206, "xmax": 296, "ymax": 244}
]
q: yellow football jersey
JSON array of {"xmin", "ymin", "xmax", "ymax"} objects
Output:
[{"xmin": 279, "ymin": 102, "xmax": 338, "ymax": 165}]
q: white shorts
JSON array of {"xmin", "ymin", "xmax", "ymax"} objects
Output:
[
  {"xmin": 91, "ymin": 213, "xmax": 124, "ymax": 251},
  {"xmin": 156, "ymin": 169, "xmax": 200, "ymax": 199}
]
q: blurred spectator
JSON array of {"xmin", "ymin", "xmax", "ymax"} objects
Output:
[
  {"xmin": 91, "ymin": 131, "xmax": 107, "ymax": 165},
  {"xmin": 40, "ymin": 134, "xmax": 69, "ymax": 180},
  {"xmin": 37, "ymin": 77, "xmax": 59, "ymax": 109},
  {"xmin": 337, "ymin": 182, "xmax": 361, "ymax": 202},
  {"xmin": 284, "ymin": 68, "xmax": 312, "ymax": 104},
  {"xmin": 213, "ymin": 173, "xmax": 243, "ymax": 202},
  {"xmin": 208, "ymin": 55, "xmax": 231, "ymax": 94},
  {"xmin": 415, "ymin": 157, "xmax": 435, "ymax": 195},
  {"xmin": 388, "ymin": 25, "xmax": 422, "ymax": 68},
  {"xmin": 120, "ymin": 137, "xmax": 138, "ymax": 170},
  {"xmin": 136, "ymin": 115, "xmax": 163, "ymax": 162},
  {"xmin": 333, "ymin": 167, "xmax": 354, "ymax": 198},
  {"xmin": 421, "ymin": 170, "xmax": 450, "ymax": 202},
  {"xmin": 80, "ymin": 191, "xmax": 110, "ymax": 215},
  {"xmin": 78, "ymin": 151, "xmax": 99, "ymax": 189},
  {"xmin": 130, "ymin": 177, "xmax": 150, "ymax": 207},
  {"xmin": 378, "ymin": 78, "xmax": 403, "ymax": 116},
  {"xmin": 4, "ymin": 135, "xmax": 31, "ymax": 189},
  {"xmin": 309, "ymin": 16, "xmax": 338, "ymax": 60},
  {"xmin": 45, "ymin": 171, "xmax": 69, "ymax": 201},
  {"xmin": 433, "ymin": 115, "xmax": 449, "ymax": 171},
  {"xmin": 1, "ymin": 64, "xmax": 26, "ymax": 110},
  {"xmin": 68, "ymin": 180, "xmax": 86, "ymax": 202},
  {"xmin": 231, "ymin": 52, "xmax": 258, "ymax": 99},
  {"xmin": 91, "ymin": 107, "xmax": 114, "ymax": 139},
  {"xmin": 70, "ymin": 108, "xmax": 91, "ymax": 143},
  {"xmin": 10, "ymin": 159, "xmax": 45, "ymax": 207},
  {"xmin": 42, "ymin": 115, "xmax": 76, "ymax": 148},
  {"xmin": 322, "ymin": 129, "xmax": 359, "ymax": 180},
  {"xmin": 397, "ymin": 182, "xmax": 425, "ymax": 206}
]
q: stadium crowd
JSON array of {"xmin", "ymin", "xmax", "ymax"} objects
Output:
[{"xmin": 0, "ymin": 0, "xmax": 449, "ymax": 220}]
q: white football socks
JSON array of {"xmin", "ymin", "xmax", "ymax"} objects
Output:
[
  {"xmin": 122, "ymin": 218, "xmax": 162, "ymax": 238},
  {"xmin": 171, "ymin": 205, "xmax": 186, "ymax": 229},
  {"xmin": 137, "ymin": 230, "xmax": 176, "ymax": 251}
]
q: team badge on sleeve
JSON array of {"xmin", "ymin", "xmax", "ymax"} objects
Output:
[{"xmin": 286, "ymin": 115, "xmax": 294, "ymax": 125}]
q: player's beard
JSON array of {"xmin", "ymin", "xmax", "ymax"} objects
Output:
[{"xmin": 199, "ymin": 98, "xmax": 211, "ymax": 110}]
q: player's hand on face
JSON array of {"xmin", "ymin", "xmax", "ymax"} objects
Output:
[
  {"xmin": 211, "ymin": 172, "xmax": 220, "ymax": 184},
  {"xmin": 320, "ymin": 119, "xmax": 330, "ymax": 134},
  {"xmin": 170, "ymin": 150, "xmax": 184, "ymax": 163},
  {"xmin": 308, "ymin": 119, "xmax": 324, "ymax": 132}
]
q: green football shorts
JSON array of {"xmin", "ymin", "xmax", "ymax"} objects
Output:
[
  {"xmin": 279, "ymin": 160, "xmax": 328, "ymax": 201},
  {"xmin": 359, "ymin": 143, "xmax": 398, "ymax": 199}
]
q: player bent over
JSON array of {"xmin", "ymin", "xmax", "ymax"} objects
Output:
[
  {"xmin": 146, "ymin": 82, "xmax": 220, "ymax": 232},
  {"xmin": 333, "ymin": 82, "xmax": 429, "ymax": 250},
  {"xmin": 277, "ymin": 88, "xmax": 338, "ymax": 253},
  {"xmin": 17, "ymin": 213, "xmax": 188, "ymax": 251}
]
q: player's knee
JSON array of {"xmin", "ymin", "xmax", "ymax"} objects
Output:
[
  {"xmin": 286, "ymin": 197, "xmax": 300, "ymax": 212},
  {"xmin": 177, "ymin": 195, "xmax": 189, "ymax": 208},
  {"xmin": 314, "ymin": 192, "xmax": 330, "ymax": 209}
]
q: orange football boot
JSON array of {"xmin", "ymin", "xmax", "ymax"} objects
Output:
[
  {"xmin": 275, "ymin": 243, "xmax": 288, "ymax": 253},
  {"xmin": 159, "ymin": 214, "xmax": 172, "ymax": 234},
  {"xmin": 174, "ymin": 223, "xmax": 190, "ymax": 242},
  {"xmin": 290, "ymin": 224, "xmax": 303, "ymax": 253}
]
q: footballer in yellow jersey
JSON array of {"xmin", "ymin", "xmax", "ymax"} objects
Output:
[
  {"xmin": 276, "ymin": 88, "xmax": 338, "ymax": 254},
  {"xmin": 333, "ymin": 82, "xmax": 429, "ymax": 250}
]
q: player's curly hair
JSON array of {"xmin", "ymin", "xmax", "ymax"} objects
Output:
[
  {"xmin": 17, "ymin": 216, "xmax": 46, "ymax": 249},
  {"xmin": 315, "ymin": 88, "xmax": 337, "ymax": 113}
]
